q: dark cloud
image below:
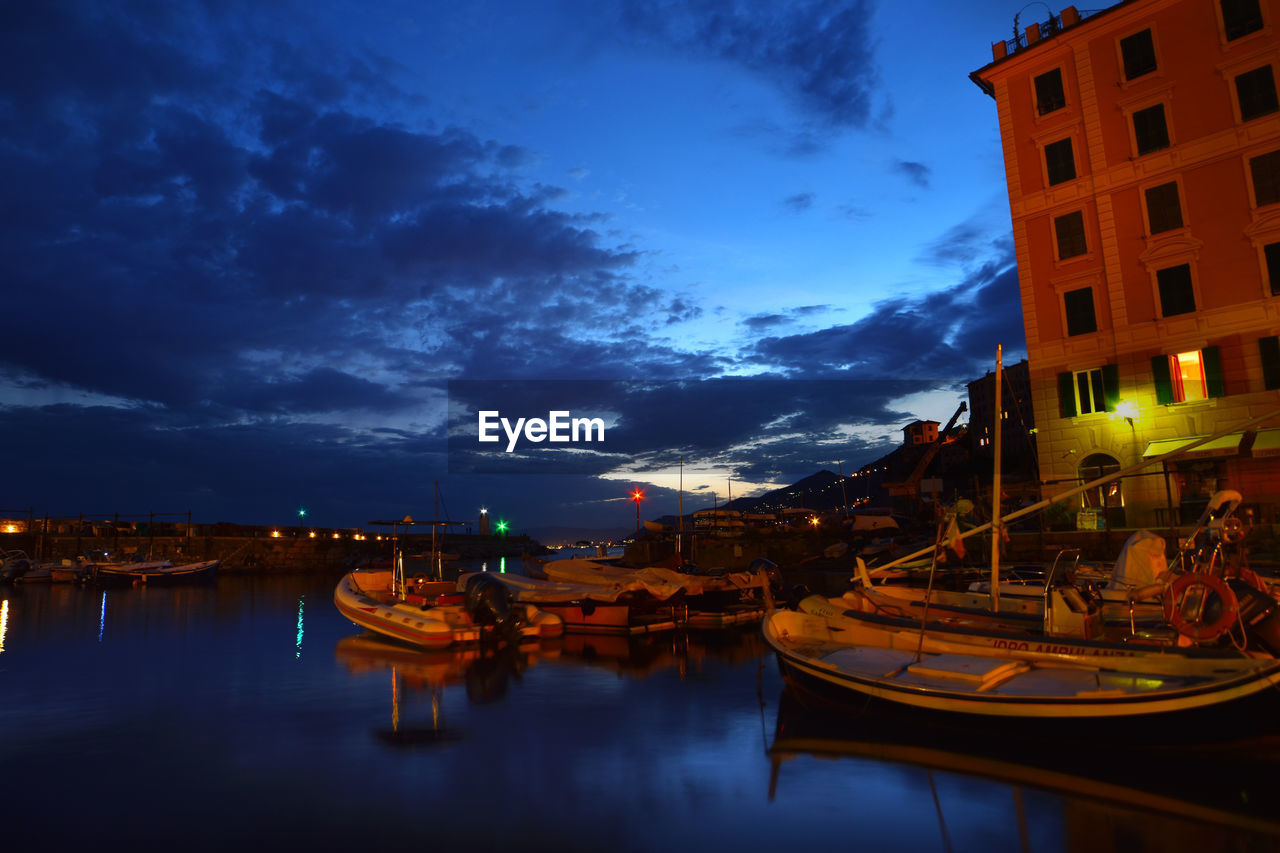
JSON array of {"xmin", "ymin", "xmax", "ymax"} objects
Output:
[
  {"xmin": 782, "ymin": 192, "xmax": 815, "ymax": 212},
  {"xmin": 0, "ymin": 1, "xmax": 1023, "ymax": 530},
  {"xmin": 750, "ymin": 258, "xmax": 1025, "ymax": 379},
  {"xmin": 741, "ymin": 304, "xmax": 832, "ymax": 331},
  {"xmin": 619, "ymin": 0, "xmax": 883, "ymax": 129},
  {"xmin": 894, "ymin": 159, "xmax": 931, "ymax": 189}
]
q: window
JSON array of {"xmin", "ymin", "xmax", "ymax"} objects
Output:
[
  {"xmin": 1266, "ymin": 243, "xmax": 1280, "ymax": 295},
  {"xmin": 1054, "ymin": 211, "xmax": 1087, "ymax": 259},
  {"xmin": 1064, "ymin": 286, "xmax": 1097, "ymax": 336},
  {"xmin": 1057, "ymin": 365, "xmax": 1118, "ymax": 417},
  {"xmin": 1157, "ymin": 264, "xmax": 1196, "ymax": 316},
  {"xmin": 1237, "ymin": 66, "xmax": 1279, "ymax": 121},
  {"xmin": 1260, "ymin": 336, "xmax": 1280, "ymax": 390},
  {"xmin": 1153, "ymin": 348, "xmax": 1223, "ymax": 403},
  {"xmin": 1120, "ymin": 29, "xmax": 1157, "ymax": 80},
  {"xmin": 1145, "ymin": 182, "xmax": 1183, "ymax": 233},
  {"xmin": 1035, "ymin": 68, "xmax": 1066, "ymax": 115},
  {"xmin": 1045, "ymin": 138, "xmax": 1076, "ymax": 185},
  {"xmin": 1222, "ymin": 0, "xmax": 1264, "ymax": 41},
  {"xmin": 1250, "ymin": 150, "xmax": 1280, "ymax": 205},
  {"xmin": 1133, "ymin": 104, "xmax": 1170, "ymax": 155}
]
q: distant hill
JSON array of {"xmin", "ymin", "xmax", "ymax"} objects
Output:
[
  {"xmin": 726, "ymin": 469, "xmax": 851, "ymax": 513},
  {"xmin": 650, "ymin": 469, "xmax": 857, "ymax": 528}
]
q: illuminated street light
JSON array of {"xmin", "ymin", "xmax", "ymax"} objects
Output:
[{"xmin": 630, "ymin": 487, "xmax": 645, "ymax": 536}]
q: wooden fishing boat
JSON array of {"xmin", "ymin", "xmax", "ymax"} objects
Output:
[
  {"xmin": 334, "ymin": 569, "xmax": 563, "ymax": 650},
  {"xmin": 462, "ymin": 570, "xmax": 678, "ymax": 634},
  {"xmin": 763, "ymin": 369, "xmax": 1280, "ymax": 718}
]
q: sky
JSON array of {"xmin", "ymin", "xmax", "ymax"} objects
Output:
[{"xmin": 1, "ymin": 0, "xmax": 1034, "ymax": 535}]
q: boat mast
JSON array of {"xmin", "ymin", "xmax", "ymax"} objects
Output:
[
  {"xmin": 432, "ymin": 482, "xmax": 440, "ymax": 580},
  {"xmin": 990, "ymin": 345, "xmax": 1003, "ymax": 612},
  {"xmin": 677, "ymin": 456, "xmax": 684, "ymax": 562}
]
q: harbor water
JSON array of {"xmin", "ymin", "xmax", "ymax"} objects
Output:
[{"xmin": 3, "ymin": 565, "xmax": 1279, "ymax": 852}]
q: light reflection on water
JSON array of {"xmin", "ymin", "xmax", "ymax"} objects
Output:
[{"xmin": 1, "ymin": 573, "xmax": 1278, "ymax": 852}]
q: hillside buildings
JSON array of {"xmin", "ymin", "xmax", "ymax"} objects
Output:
[{"xmin": 971, "ymin": 0, "xmax": 1280, "ymax": 526}]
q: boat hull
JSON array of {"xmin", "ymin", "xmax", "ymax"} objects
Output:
[
  {"xmin": 334, "ymin": 571, "xmax": 562, "ymax": 650},
  {"xmin": 763, "ymin": 608, "xmax": 1280, "ymax": 718},
  {"xmin": 93, "ymin": 560, "xmax": 219, "ymax": 586}
]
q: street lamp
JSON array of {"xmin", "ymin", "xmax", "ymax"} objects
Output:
[{"xmin": 630, "ymin": 487, "xmax": 645, "ymax": 536}]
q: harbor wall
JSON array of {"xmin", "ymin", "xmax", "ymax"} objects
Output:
[{"xmin": 3, "ymin": 532, "xmax": 543, "ymax": 573}]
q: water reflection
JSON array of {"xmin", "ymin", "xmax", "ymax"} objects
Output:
[{"xmin": 768, "ymin": 689, "xmax": 1280, "ymax": 849}]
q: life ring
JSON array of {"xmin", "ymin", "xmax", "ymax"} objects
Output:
[{"xmin": 1163, "ymin": 572, "xmax": 1239, "ymax": 643}]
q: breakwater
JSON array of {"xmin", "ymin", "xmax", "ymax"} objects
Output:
[{"xmin": 3, "ymin": 532, "xmax": 544, "ymax": 574}]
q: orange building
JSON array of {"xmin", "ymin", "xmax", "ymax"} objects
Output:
[{"xmin": 971, "ymin": 0, "xmax": 1280, "ymax": 527}]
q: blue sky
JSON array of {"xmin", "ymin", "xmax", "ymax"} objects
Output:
[{"xmin": 1, "ymin": 0, "xmax": 1032, "ymax": 534}]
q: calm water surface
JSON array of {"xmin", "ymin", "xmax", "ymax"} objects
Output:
[{"xmin": 4, "ymin": 568, "xmax": 1279, "ymax": 852}]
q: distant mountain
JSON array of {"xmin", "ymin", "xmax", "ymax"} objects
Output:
[
  {"xmin": 650, "ymin": 470, "xmax": 856, "ymax": 527},
  {"xmin": 727, "ymin": 469, "xmax": 852, "ymax": 513},
  {"xmin": 523, "ymin": 525, "xmax": 633, "ymax": 546}
]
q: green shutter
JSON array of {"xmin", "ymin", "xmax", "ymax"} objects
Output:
[
  {"xmin": 1202, "ymin": 345, "xmax": 1224, "ymax": 398},
  {"xmin": 1152, "ymin": 355, "xmax": 1173, "ymax": 405},
  {"xmin": 1102, "ymin": 363, "xmax": 1120, "ymax": 412},
  {"xmin": 1057, "ymin": 371, "xmax": 1076, "ymax": 417},
  {"xmin": 1261, "ymin": 336, "xmax": 1280, "ymax": 390}
]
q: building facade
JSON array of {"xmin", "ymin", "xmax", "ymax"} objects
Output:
[{"xmin": 972, "ymin": 0, "xmax": 1280, "ymax": 526}]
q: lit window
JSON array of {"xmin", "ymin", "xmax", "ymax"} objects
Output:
[
  {"xmin": 1170, "ymin": 351, "xmax": 1208, "ymax": 403},
  {"xmin": 1153, "ymin": 346, "xmax": 1223, "ymax": 404}
]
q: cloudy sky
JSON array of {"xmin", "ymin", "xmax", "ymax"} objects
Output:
[{"xmin": 2, "ymin": 0, "xmax": 1031, "ymax": 534}]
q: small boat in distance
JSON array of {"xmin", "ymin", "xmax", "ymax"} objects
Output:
[{"xmin": 90, "ymin": 559, "xmax": 220, "ymax": 587}]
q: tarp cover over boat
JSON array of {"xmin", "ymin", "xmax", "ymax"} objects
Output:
[
  {"xmin": 1110, "ymin": 530, "xmax": 1168, "ymax": 588},
  {"xmin": 538, "ymin": 557, "xmax": 766, "ymax": 599}
]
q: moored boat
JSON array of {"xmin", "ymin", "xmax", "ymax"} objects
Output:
[
  {"xmin": 91, "ymin": 559, "xmax": 219, "ymax": 586},
  {"xmin": 334, "ymin": 568, "xmax": 563, "ymax": 650},
  {"xmin": 764, "ymin": 389, "xmax": 1280, "ymax": 719},
  {"xmin": 461, "ymin": 570, "xmax": 679, "ymax": 635},
  {"xmin": 534, "ymin": 555, "xmax": 773, "ymax": 628}
]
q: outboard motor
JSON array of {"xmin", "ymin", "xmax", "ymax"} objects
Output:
[{"xmin": 463, "ymin": 573, "xmax": 526, "ymax": 641}]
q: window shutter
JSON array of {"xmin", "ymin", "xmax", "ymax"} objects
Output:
[
  {"xmin": 1261, "ymin": 336, "xmax": 1280, "ymax": 390},
  {"xmin": 1202, "ymin": 345, "xmax": 1224, "ymax": 398},
  {"xmin": 1152, "ymin": 355, "xmax": 1173, "ymax": 405},
  {"xmin": 1057, "ymin": 372, "xmax": 1076, "ymax": 418},
  {"xmin": 1102, "ymin": 363, "xmax": 1120, "ymax": 412}
]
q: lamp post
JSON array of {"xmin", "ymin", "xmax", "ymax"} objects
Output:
[{"xmin": 630, "ymin": 487, "xmax": 645, "ymax": 536}]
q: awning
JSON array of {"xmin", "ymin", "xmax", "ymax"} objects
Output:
[
  {"xmin": 1141, "ymin": 433, "xmax": 1244, "ymax": 461},
  {"xmin": 1250, "ymin": 428, "xmax": 1280, "ymax": 457}
]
